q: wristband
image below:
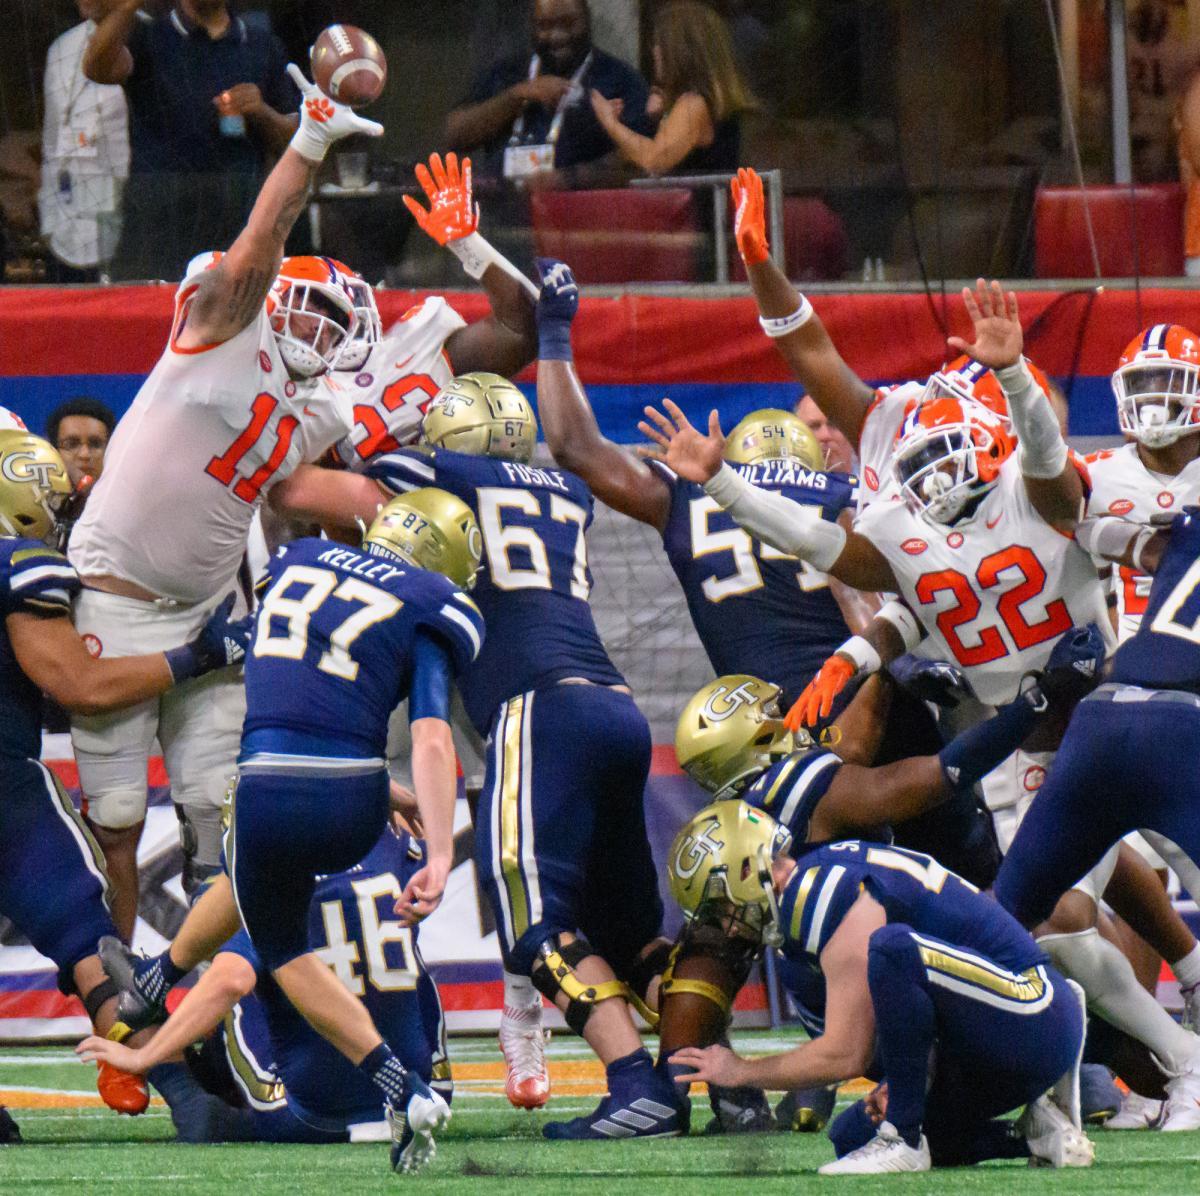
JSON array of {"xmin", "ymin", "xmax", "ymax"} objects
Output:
[
  {"xmin": 758, "ymin": 297, "xmax": 814, "ymax": 339},
  {"xmin": 836, "ymin": 635, "xmax": 882, "ymax": 676},
  {"xmin": 164, "ymin": 643, "xmax": 202, "ymax": 684},
  {"xmin": 1131, "ymin": 524, "xmax": 1156, "ymax": 574},
  {"xmin": 538, "ymin": 321, "xmax": 573, "ymax": 362},
  {"xmin": 446, "ymin": 231, "xmax": 502, "ymax": 281},
  {"xmin": 876, "ymin": 599, "xmax": 924, "ymax": 652}
]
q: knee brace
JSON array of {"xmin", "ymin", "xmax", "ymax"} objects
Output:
[
  {"xmin": 626, "ymin": 939, "xmax": 673, "ymax": 1006},
  {"xmin": 79, "ymin": 976, "xmax": 119, "ymax": 1021},
  {"xmin": 658, "ymin": 940, "xmax": 743, "ymax": 1023},
  {"xmin": 84, "ymin": 787, "xmax": 147, "ymax": 831},
  {"xmin": 530, "ymin": 936, "xmax": 635, "ymax": 1037}
]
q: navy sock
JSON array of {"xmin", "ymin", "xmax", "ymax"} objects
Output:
[
  {"xmin": 147, "ymin": 1062, "xmax": 254, "ymax": 1144},
  {"xmin": 867, "ymin": 925, "xmax": 934, "ymax": 1150},
  {"xmin": 605, "ymin": 1047, "xmax": 654, "ymax": 1096},
  {"xmin": 359, "ymin": 1042, "xmax": 408, "ymax": 1105},
  {"xmin": 135, "ymin": 951, "xmax": 185, "ymax": 1006}
]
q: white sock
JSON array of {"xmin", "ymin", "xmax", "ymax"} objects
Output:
[
  {"xmin": 503, "ymin": 970, "xmax": 541, "ymax": 1012},
  {"xmin": 1173, "ymin": 942, "xmax": 1200, "ymax": 991},
  {"xmin": 1041, "ymin": 928, "xmax": 1200, "ymax": 1073},
  {"xmin": 1142, "ymin": 831, "xmax": 1200, "ymax": 909}
]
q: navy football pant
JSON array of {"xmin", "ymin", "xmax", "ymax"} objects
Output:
[
  {"xmin": 996, "ymin": 688, "xmax": 1200, "ymax": 929},
  {"xmin": 475, "ymin": 683, "xmax": 662, "ymax": 977},
  {"xmin": 230, "ymin": 764, "xmax": 390, "ymax": 972},
  {"xmin": 0, "ymin": 756, "xmax": 116, "ymax": 988},
  {"xmin": 864, "ymin": 923, "xmax": 1082, "ymax": 1148}
]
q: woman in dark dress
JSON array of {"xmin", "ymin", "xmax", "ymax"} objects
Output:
[{"xmin": 590, "ymin": 1, "xmax": 752, "ymax": 176}]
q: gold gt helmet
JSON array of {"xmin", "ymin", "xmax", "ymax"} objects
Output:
[
  {"xmin": 363, "ymin": 487, "xmax": 482, "ymax": 590},
  {"xmin": 0, "ymin": 431, "xmax": 72, "ymax": 543},
  {"xmin": 422, "ymin": 372, "xmax": 537, "ymax": 464},
  {"xmin": 675, "ymin": 675, "xmax": 795, "ymax": 799},
  {"xmin": 669, "ymin": 800, "xmax": 792, "ymax": 948},
  {"xmin": 724, "ymin": 408, "xmax": 823, "ymax": 470}
]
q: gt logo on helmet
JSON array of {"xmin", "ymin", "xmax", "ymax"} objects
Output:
[
  {"xmin": 2, "ymin": 450, "xmax": 64, "ymax": 489},
  {"xmin": 701, "ymin": 680, "xmax": 763, "ymax": 722},
  {"xmin": 672, "ymin": 822, "xmax": 725, "ymax": 881}
]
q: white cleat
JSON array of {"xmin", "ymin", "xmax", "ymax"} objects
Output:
[
  {"xmin": 1161, "ymin": 1054, "xmax": 1200, "ymax": 1131},
  {"xmin": 1019, "ymin": 1096, "xmax": 1095, "ymax": 1167},
  {"xmin": 499, "ymin": 1003, "xmax": 550, "ymax": 1110},
  {"xmin": 387, "ymin": 1089, "xmax": 451, "ymax": 1174},
  {"xmin": 1105, "ymin": 1091, "xmax": 1163, "ymax": 1130},
  {"xmin": 817, "ymin": 1121, "xmax": 931, "ymax": 1175}
]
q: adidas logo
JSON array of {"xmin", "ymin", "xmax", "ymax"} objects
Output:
[{"xmin": 592, "ymin": 1097, "xmax": 678, "ymax": 1138}]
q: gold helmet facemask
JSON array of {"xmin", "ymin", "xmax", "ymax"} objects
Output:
[
  {"xmin": 724, "ymin": 408, "xmax": 823, "ymax": 471},
  {"xmin": 675, "ymin": 675, "xmax": 796, "ymax": 800},
  {"xmin": 422, "ymin": 372, "xmax": 537, "ymax": 464},
  {"xmin": 669, "ymin": 800, "xmax": 792, "ymax": 949},
  {"xmin": 0, "ymin": 431, "xmax": 73, "ymax": 545},
  {"xmin": 363, "ymin": 487, "xmax": 483, "ymax": 590}
]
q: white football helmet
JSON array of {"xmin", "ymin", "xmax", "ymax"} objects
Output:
[
  {"xmin": 266, "ymin": 256, "xmax": 358, "ymax": 379},
  {"xmin": 329, "ymin": 259, "xmax": 381, "ymax": 372}
]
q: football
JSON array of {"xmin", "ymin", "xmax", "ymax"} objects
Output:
[{"xmin": 309, "ymin": 25, "xmax": 387, "ymax": 108}]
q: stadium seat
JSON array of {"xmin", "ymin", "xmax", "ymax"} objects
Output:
[
  {"xmin": 530, "ymin": 189, "xmax": 700, "ymax": 284},
  {"xmin": 731, "ymin": 196, "xmax": 850, "ymax": 283},
  {"xmin": 1034, "ymin": 184, "xmax": 1185, "ymax": 278}
]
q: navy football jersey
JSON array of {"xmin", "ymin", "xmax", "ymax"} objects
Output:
[
  {"xmin": 221, "ymin": 824, "xmax": 446, "ymax": 1125},
  {"xmin": 368, "ymin": 448, "xmax": 625, "ymax": 732},
  {"xmin": 654, "ymin": 462, "xmax": 857, "ymax": 705},
  {"xmin": 243, "ymin": 537, "xmax": 484, "ymax": 758},
  {"xmin": 0, "ymin": 539, "xmax": 81, "ymax": 758},
  {"xmin": 778, "ymin": 840, "xmax": 1046, "ymax": 975},
  {"xmin": 741, "ymin": 746, "xmax": 844, "ymax": 848},
  {"xmin": 1109, "ymin": 510, "xmax": 1200, "ymax": 693}
]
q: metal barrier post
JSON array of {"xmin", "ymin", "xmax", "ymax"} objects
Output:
[
  {"xmin": 765, "ymin": 169, "xmax": 785, "ymax": 272},
  {"xmin": 713, "ymin": 184, "xmax": 729, "ymax": 284}
]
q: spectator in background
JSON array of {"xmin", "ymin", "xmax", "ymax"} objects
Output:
[
  {"xmin": 40, "ymin": 2, "xmax": 130, "ymax": 283},
  {"xmin": 47, "ymin": 396, "xmax": 116, "ymax": 489},
  {"xmin": 1176, "ymin": 69, "xmax": 1200, "ymax": 276},
  {"xmin": 796, "ymin": 395, "xmax": 856, "ymax": 472},
  {"xmin": 590, "ymin": 0, "xmax": 752, "ymax": 177},
  {"xmin": 82, "ymin": 0, "xmax": 297, "ymax": 281},
  {"xmin": 445, "ymin": 0, "xmax": 652, "ymax": 186}
]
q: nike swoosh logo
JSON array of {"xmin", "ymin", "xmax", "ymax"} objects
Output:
[
  {"xmin": 395, "ymin": 354, "xmax": 414, "ymax": 370},
  {"xmin": 303, "ymin": 406, "xmax": 317, "ymax": 417},
  {"xmin": 986, "ymin": 513, "xmax": 1001, "ymax": 529}
]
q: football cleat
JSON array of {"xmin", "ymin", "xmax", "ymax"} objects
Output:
[
  {"xmin": 0, "ymin": 1105, "xmax": 23, "ymax": 1144},
  {"xmin": 98, "ymin": 937, "xmax": 169, "ymax": 1031},
  {"xmin": 817, "ymin": 1121, "xmax": 930, "ymax": 1174},
  {"xmin": 543, "ymin": 1074, "xmax": 687, "ymax": 1141},
  {"xmin": 776, "ymin": 1084, "xmax": 838, "ymax": 1132},
  {"xmin": 703, "ymin": 1083, "xmax": 773, "ymax": 1134},
  {"xmin": 1160, "ymin": 1051, "xmax": 1200, "ymax": 1131},
  {"xmin": 1105, "ymin": 1090, "xmax": 1163, "ymax": 1130},
  {"xmin": 387, "ymin": 1077, "xmax": 451, "ymax": 1174},
  {"xmin": 499, "ymin": 1004, "xmax": 550, "ymax": 1110},
  {"xmin": 96, "ymin": 1061, "xmax": 149, "ymax": 1116},
  {"xmin": 1078, "ymin": 1063, "xmax": 1121, "ymax": 1125},
  {"xmin": 1019, "ymin": 1096, "xmax": 1094, "ymax": 1167}
]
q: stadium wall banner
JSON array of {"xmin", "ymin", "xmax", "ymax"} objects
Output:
[{"xmin": 2, "ymin": 285, "xmax": 1199, "ymax": 438}]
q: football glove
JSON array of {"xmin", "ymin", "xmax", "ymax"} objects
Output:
[
  {"xmin": 403, "ymin": 152, "xmax": 478, "ymax": 246},
  {"xmin": 730, "ymin": 167, "xmax": 769, "ymax": 267},
  {"xmin": 784, "ymin": 654, "xmax": 855, "ymax": 731},
  {"xmin": 535, "ymin": 258, "xmax": 578, "ymax": 359},
  {"xmin": 888, "ymin": 655, "xmax": 970, "ymax": 708},
  {"xmin": 287, "ymin": 64, "xmax": 383, "ymax": 164},
  {"xmin": 164, "ymin": 595, "xmax": 253, "ymax": 684},
  {"xmin": 1035, "ymin": 622, "xmax": 1106, "ymax": 708}
]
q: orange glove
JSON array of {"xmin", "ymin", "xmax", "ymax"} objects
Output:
[
  {"xmin": 784, "ymin": 655, "xmax": 856, "ymax": 731},
  {"xmin": 730, "ymin": 166, "xmax": 769, "ymax": 267},
  {"xmin": 403, "ymin": 152, "xmax": 478, "ymax": 246}
]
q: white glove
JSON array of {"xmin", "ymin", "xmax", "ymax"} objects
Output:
[{"xmin": 286, "ymin": 63, "xmax": 383, "ymax": 164}]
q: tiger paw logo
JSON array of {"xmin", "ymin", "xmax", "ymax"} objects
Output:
[
  {"xmin": 306, "ymin": 97, "xmax": 336, "ymax": 123},
  {"xmin": 1022, "ymin": 765, "xmax": 1046, "ymax": 792},
  {"xmin": 82, "ymin": 633, "xmax": 102, "ymax": 658}
]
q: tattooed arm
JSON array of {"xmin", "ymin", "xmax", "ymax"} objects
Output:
[{"xmin": 175, "ymin": 149, "xmax": 317, "ymax": 350}]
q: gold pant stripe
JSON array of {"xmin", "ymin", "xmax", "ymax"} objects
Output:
[
  {"xmin": 223, "ymin": 1007, "xmax": 286, "ymax": 1108},
  {"xmin": 36, "ymin": 761, "xmax": 112, "ymax": 905},
  {"xmin": 498, "ymin": 695, "xmax": 531, "ymax": 942},
  {"xmin": 916, "ymin": 942, "xmax": 1047, "ymax": 1003},
  {"xmin": 788, "ymin": 865, "xmax": 820, "ymax": 942}
]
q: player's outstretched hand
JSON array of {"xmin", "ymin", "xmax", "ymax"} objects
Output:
[
  {"xmin": 394, "ymin": 857, "xmax": 450, "ymax": 926},
  {"xmin": 637, "ymin": 399, "xmax": 725, "ymax": 483},
  {"xmin": 670, "ymin": 1044, "xmax": 749, "ymax": 1088},
  {"xmin": 404, "ymin": 152, "xmax": 478, "ymax": 246},
  {"xmin": 76, "ymin": 1035, "xmax": 147, "ymax": 1075},
  {"xmin": 785, "ymin": 653, "xmax": 856, "ymax": 731},
  {"xmin": 888, "ymin": 655, "xmax": 968, "ymax": 709},
  {"xmin": 287, "ymin": 63, "xmax": 383, "ymax": 164},
  {"xmin": 947, "ymin": 278, "xmax": 1023, "ymax": 370},
  {"xmin": 536, "ymin": 258, "xmax": 579, "ymax": 322},
  {"xmin": 1038, "ymin": 622, "xmax": 1106, "ymax": 707},
  {"xmin": 730, "ymin": 167, "xmax": 769, "ymax": 267}
]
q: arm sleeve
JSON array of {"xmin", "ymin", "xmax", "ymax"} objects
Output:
[
  {"xmin": 703, "ymin": 464, "xmax": 847, "ymax": 570},
  {"xmin": 365, "ymin": 449, "xmax": 440, "ymax": 495},
  {"xmin": 6, "ymin": 550, "xmax": 82, "ymax": 617},
  {"xmin": 936, "ymin": 691, "xmax": 1041, "ymax": 792},
  {"xmin": 409, "ymin": 630, "xmax": 454, "ymax": 725},
  {"xmin": 995, "ymin": 359, "xmax": 1068, "ymax": 479}
]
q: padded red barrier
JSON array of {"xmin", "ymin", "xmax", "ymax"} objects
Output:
[
  {"xmin": 530, "ymin": 188, "xmax": 701, "ymax": 284},
  {"xmin": 1035, "ymin": 184, "xmax": 1185, "ymax": 278}
]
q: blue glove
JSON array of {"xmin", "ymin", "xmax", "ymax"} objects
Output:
[
  {"xmin": 888, "ymin": 654, "xmax": 970, "ymax": 708},
  {"xmin": 1038, "ymin": 622, "xmax": 1106, "ymax": 706},
  {"xmin": 164, "ymin": 595, "xmax": 253, "ymax": 683},
  {"xmin": 535, "ymin": 257, "xmax": 579, "ymax": 361}
]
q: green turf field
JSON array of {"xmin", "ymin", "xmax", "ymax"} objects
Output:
[{"xmin": 3, "ymin": 1032, "xmax": 1199, "ymax": 1194}]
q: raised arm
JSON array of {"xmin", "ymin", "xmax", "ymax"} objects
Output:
[
  {"xmin": 590, "ymin": 90, "xmax": 709, "ymax": 177},
  {"xmin": 177, "ymin": 66, "xmax": 382, "ymax": 350},
  {"xmin": 946, "ymin": 280, "xmax": 1084, "ymax": 532},
  {"xmin": 731, "ymin": 169, "xmax": 876, "ymax": 445},
  {"xmin": 533, "ymin": 259, "xmax": 672, "ymax": 529},
  {"xmin": 403, "ymin": 154, "xmax": 538, "ymax": 377},
  {"xmin": 444, "ymin": 74, "xmax": 571, "ymax": 153},
  {"xmin": 82, "ymin": 0, "xmax": 139, "ymax": 86}
]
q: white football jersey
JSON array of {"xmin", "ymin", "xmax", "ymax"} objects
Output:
[
  {"xmin": 331, "ymin": 296, "xmax": 466, "ymax": 470},
  {"xmin": 0, "ymin": 406, "xmax": 28, "ymax": 431},
  {"xmin": 856, "ymin": 382, "xmax": 922, "ymax": 508},
  {"xmin": 70, "ymin": 271, "xmax": 350, "ymax": 603},
  {"xmin": 1082, "ymin": 441, "xmax": 1200, "ymax": 641},
  {"xmin": 855, "ymin": 458, "xmax": 1112, "ymax": 705}
]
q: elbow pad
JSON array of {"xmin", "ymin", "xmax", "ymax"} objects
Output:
[
  {"xmin": 996, "ymin": 359, "xmax": 1067, "ymax": 479},
  {"xmin": 703, "ymin": 464, "xmax": 847, "ymax": 572}
]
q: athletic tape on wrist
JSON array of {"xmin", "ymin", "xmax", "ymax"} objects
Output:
[
  {"xmin": 758, "ymin": 297, "xmax": 814, "ymax": 339},
  {"xmin": 837, "ymin": 635, "xmax": 882, "ymax": 676},
  {"xmin": 1131, "ymin": 525, "xmax": 1156, "ymax": 574},
  {"xmin": 447, "ymin": 232, "xmax": 501, "ymax": 281},
  {"xmin": 289, "ymin": 125, "xmax": 331, "ymax": 164},
  {"xmin": 876, "ymin": 599, "xmax": 923, "ymax": 652}
]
